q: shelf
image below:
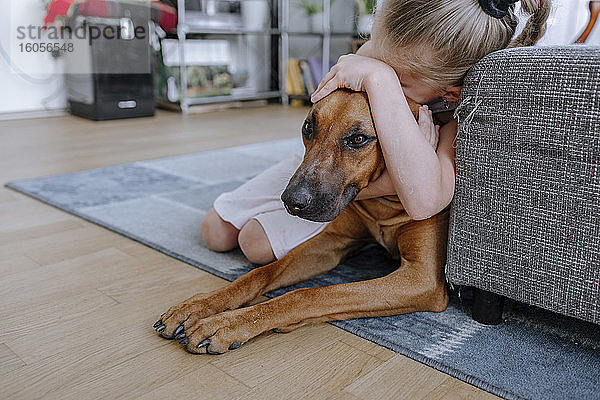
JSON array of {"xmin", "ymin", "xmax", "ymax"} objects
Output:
[
  {"xmin": 286, "ymin": 31, "xmax": 356, "ymax": 37},
  {"xmin": 172, "ymin": 0, "xmax": 357, "ymax": 113},
  {"xmin": 181, "ymin": 27, "xmax": 281, "ymax": 35},
  {"xmin": 182, "ymin": 90, "xmax": 282, "ymax": 106},
  {"xmin": 177, "ymin": 29, "xmax": 355, "ymax": 37},
  {"xmin": 288, "ymin": 94, "xmax": 311, "ymax": 100}
]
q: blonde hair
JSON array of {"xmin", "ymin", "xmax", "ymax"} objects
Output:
[{"xmin": 371, "ymin": 0, "xmax": 551, "ymax": 89}]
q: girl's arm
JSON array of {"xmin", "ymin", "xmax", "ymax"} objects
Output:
[
  {"xmin": 355, "ymin": 105, "xmax": 442, "ymax": 200},
  {"xmin": 354, "ymin": 119, "xmax": 457, "ymax": 218},
  {"xmin": 363, "ymin": 70, "xmax": 456, "ymax": 219}
]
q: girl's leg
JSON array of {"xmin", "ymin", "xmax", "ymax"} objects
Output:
[
  {"xmin": 238, "ymin": 219, "xmax": 276, "ymax": 265},
  {"xmin": 200, "ymin": 206, "xmax": 239, "ymax": 252},
  {"xmin": 200, "ymin": 207, "xmax": 275, "ymax": 265}
]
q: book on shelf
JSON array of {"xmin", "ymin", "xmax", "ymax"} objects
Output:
[
  {"xmin": 307, "ymin": 56, "xmax": 335, "ymax": 88},
  {"xmin": 287, "ymin": 57, "xmax": 335, "ymax": 99},
  {"xmin": 287, "ymin": 58, "xmax": 305, "ymax": 97},
  {"xmin": 299, "ymin": 60, "xmax": 316, "ymax": 94}
]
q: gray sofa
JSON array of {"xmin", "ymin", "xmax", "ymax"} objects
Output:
[{"xmin": 446, "ymin": 45, "xmax": 600, "ymax": 326}]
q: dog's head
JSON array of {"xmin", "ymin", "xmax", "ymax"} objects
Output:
[{"xmin": 281, "ymin": 89, "xmax": 420, "ymax": 222}]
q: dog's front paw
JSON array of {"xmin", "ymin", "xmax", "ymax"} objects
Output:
[
  {"xmin": 153, "ymin": 293, "xmax": 225, "ymax": 339},
  {"xmin": 178, "ymin": 307, "xmax": 267, "ymax": 355}
]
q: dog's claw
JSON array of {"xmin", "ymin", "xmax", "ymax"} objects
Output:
[
  {"xmin": 175, "ymin": 332, "xmax": 186, "ymax": 340},
  {"xmin": 153, "ymin": 320, "xmax": 163, "ymax": 328},
  {"xmin": 229, "ymin": 342, "xmax": 244, "ymax": 350},
  {"xmin": 156, "ymin": 325, "xmax": 166, "ymax": 333},
  {"xmin": 174, "ymin": 325, "xmax": 184, "ymax": 336},
  {"xmin": 179, "ymin": 337, "xmax": 189, "ymax": 345},
  {"xmin": 198, "ymin": 339, "xmax": 210, "ymax": 348}
]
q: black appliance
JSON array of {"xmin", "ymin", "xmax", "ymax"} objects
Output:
[{"xmin": 65, "ymin": 1, "xmax": 155, "ymax": 120}]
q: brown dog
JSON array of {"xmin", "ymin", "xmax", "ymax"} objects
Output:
[{"xmin": 153, "ymin": 89, "xmax": 450, "ymax": 354}]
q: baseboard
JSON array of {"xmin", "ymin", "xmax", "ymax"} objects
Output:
[{"xmin": 0, "ymin": 108, "xmax": 68, "ymax": 121}]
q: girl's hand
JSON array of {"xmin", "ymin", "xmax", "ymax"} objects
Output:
[
  {"xmin": 418, "ymin": 105, "xmax": 440, "ymax": 150},
  {"xmin": 310, "ymin": 54, "xmax": 394, "ymax": 103},
  {"xmin": 355, "ymin": 168, "xmax": 397, "ymax": 200}
]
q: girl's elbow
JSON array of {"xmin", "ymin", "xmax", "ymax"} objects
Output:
[
  {"xmin": 405, "ymin": 194, "xmax": 450, "ymax": 221},
  {"xmin": 405, "ymin": 202, "xmax": 438, "ymax": 221},
  {"xmin": 407, "ymin": 209, "xmax": 437, "ymax": 221}
]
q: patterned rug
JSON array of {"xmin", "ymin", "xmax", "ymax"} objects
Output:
[{"xmin": 6, "ymin": 138, "xmax": 600, "ymax": 400}]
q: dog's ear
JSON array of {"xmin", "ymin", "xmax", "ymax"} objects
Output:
[{"xmin": 405, "ymin": 97, "xmax": 422, "ymax": 120}]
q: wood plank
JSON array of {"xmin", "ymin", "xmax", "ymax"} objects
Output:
[
  {"xmin": 338, "ymin": 328, "xmax": 397, "ymax": 362},
  {"xmin": 0, "ymin": 248, "xmax": 134, "ymax": 308},
  {"xmin": 242, "ymin": 340, "xmax": 382, "ymax": 400},
  {"xmin": 325, "ymin": 392, "xmax": 362, "ymax": 400},
  {"xmin": 0, "ymin": 253, "xmax": 40, "ymax": 278},
  {"xmin": 0, "ymin": 246, "xmax": 216, "ymax": 343},
  {"xmin": 0, "ymin": 276, "xmax": 218, "ymax": 400},
  {"xmin": 0, "ymin": 343, "xmax": 25, "ymax": 373},
  {"xmin": 136, "ymin": 363, "xmax": 249, "ymax": 400},
  {"xmin": 0, "ymin": 220, "xmax": 84, "ymax": 247},
  {"xmin": 55, "ymin": 344, "xmax": 221, "ymax": 400},
  {"xmin": 209, "ymin": 324, "xmax": 343, "ymax": 389},
  {"xmin": 96, "ymin": 256, "xmax": 223, "ymax": 304},
  {"xmin": 0, "ymin": 197, "xmax": 74, "ymax": 232},
  {"xmin": 424, "ymin": 377, "xmax": 501, "ymax": 400},
  {"xmin": 0, "ymin": 248, "xmax": 134, "ymax": 344},
  {"xmin": 344, "ymin": 354, "xmax": 450, "ymax": 400},
  {"xmin": 0, "ymin": 286, "xmax": 117, "ymax": 345},
  {"xmin": 0, "ymin": 188, "xmax": 21, "ymax": 204},
  {"xmin": 22, "ymin": 228, "xmax": 126, "ymax": 266}
]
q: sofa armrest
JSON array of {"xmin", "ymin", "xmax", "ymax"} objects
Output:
[{"xmin": 446, "ymin": 45, "xmax": 600, "ymax": 324}]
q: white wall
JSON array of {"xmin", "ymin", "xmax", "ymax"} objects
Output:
[
  {"xmin": 0, "ymin": 0, "xmax": 66, "ymax": 115},
  {"xmin": 536, "ymin": 0, "xmax": 591, "ymax": 45}
]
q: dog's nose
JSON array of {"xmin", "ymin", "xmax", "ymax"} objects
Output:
[{"xmin": 281, "ymin": 187, "xmax": 313, "ymax": 216}]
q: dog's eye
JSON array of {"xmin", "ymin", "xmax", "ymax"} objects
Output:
[
  {"xmin": 352, "ymin": 135, "xmax": 366, "ymax": 145},
  {"xmin": 346, "ymin": 134, "xmax": 371, "ymax": 148},
  {"xmin": 302, "ymin": 119, "xmax": 313, "ymax": 139}
]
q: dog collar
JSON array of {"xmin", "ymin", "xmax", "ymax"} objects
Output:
[{"xmin": 427, "ymin": 99, "xmax": 459, "ymax": 115}]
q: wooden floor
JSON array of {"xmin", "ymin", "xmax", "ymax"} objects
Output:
[{"xmin": 0, "ymin": 106, "xmax": 499, "ymax": 400}]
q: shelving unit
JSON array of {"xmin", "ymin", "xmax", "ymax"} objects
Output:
[{"xmin": 172, "ymin": 0, "xmax": 356, "ymax": 113}]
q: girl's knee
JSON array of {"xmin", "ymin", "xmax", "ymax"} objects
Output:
[
  {"xmin": 201, "ymin": 207, "xmax": 239, "ymax": 252},
  {"xmin": 238, "ymin": 219, "xmax": 276, "ymax": 265}
]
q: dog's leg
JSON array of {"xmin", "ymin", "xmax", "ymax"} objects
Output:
[
  {"xmin": 179, "ymin": 210, "xmax": 450, "ymax": 354},
  {"xmin": 156, "ymin": 207, "xmax": 370, "ymax": 339}
]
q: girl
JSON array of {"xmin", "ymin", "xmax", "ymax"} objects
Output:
[{"xmin": 201, "ymin": 0, "xmax": 550, "ymax": 265}]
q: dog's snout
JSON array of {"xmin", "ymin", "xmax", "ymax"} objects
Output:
[{"xmin": 281, "ymin": 186, "xmax": 313, "ymax": 216}]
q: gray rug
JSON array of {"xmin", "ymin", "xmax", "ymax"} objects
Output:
[{"xmin": 6, "ymin": 138, "xmax": 600, "ymax": 400}]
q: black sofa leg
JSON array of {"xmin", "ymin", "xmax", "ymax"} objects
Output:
[{"xmin": 472, "ymin": 288, "xmax": 505, "ymax": 325}]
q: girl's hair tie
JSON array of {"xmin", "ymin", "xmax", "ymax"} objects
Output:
[{"xmin": 478, "ymin": 0, "xmax": 519, "ymax": 18}]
